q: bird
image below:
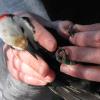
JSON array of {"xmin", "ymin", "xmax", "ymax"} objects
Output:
[
  {"xmin": 0, "ymin": 14, "xmax": 41, "ymax": 58},
  {"xmin": 0, "ymin": 14, "xmax": 99, "ymax": 100}
]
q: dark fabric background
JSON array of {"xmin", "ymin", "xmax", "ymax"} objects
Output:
[{"xmin": 42, "ymin": 0, "xmax": 100, "ymax": 24}]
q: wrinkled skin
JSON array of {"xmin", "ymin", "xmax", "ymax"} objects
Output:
[
  {"xmin": 4, "ymin": 13, "xmax": 73, "ymax": 86},
  {"xmin": 60, "ymin": 23, "xmax": 100, "ymax": 82}
]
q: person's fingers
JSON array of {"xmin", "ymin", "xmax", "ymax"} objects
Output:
[
  {"xmin": 19, "ymin": 73, "xmax": 47, "ymax": 86},
  {"xmin": 15, "ymin": 12, "xmax": 57, "ymax": 52},
  {"xmin": 74, "ymin": 23, "xmax": 100, "ymax": 32},
  {"xmin": 13, "ymin": 50, "xmax": 51, "ymax": 77},
  {"xmin": 69, "ymin": 31, "xmax": 100, "ymax": 47},
  {"xmin": 44, "ymin": 69, "xmax": 55, "ymax": 82},
  {"xmin": 59, "ymin": 21, "xmax": 73, "ymax": 35},
  {"xmin": 60, "ymin": 64, "xmax": 100, "ymax": 82},
  {"xmin": 14, "ymin": 55, "xmax": 55, "ymax": 83},
  {"xmin": 8, "ymin": 59, "xmax": 48, "ymax": 86},
  {"xmin": 54, "ymin": 20, "xmax": 73, "ymax": 38},
  {"xmin": 58, "ymin": 46, "xmax": 100, "ymax": 64},
  {"xmin": 32, "ymin": 19, "xmax": 57, "ymax": 52},
  {"xmin": 6, "ymin": 48, "xmax": 19, "ymax": 80},
  {"xmin": 6, "ymin": 49, "xmax": 55, "ymax": 85},
  {"xmin": 8, "ymin": 58, "xmax": 48, "ymax": 86},
  {"xmin": 7, "ymin": 55, "xmax": 55, "ymax": 85}
]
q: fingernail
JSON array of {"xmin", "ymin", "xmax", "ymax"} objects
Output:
[
  {"xmin": 73, "ymin": 24, "xmax": 81, "ymax": 32},
  {"xmin": 60, "ymin": 64, "xmax": 70, "ymax": 73},
  {"xmin": 44, "ymin": 70, "xmax": 55, "ymax": 82},
  {"xmin": 61, "ymin": 63, "xmax": 78, "ymax": 72},
  {"xmin": 56, "ymin": 48, "xmax": 71, "ymax": 64},
  {"xmin": 45, "ymin": 75, "xmax": 54, "ymax": 83}
]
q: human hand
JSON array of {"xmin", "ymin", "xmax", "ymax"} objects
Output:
[
  {"xmin": 59, "ymin": 23, "xmax": 100, "ymax": 82},
  {"xmin": 4, "ymin": 13, "xmax": 57, "ymax": 86},
  {"xmin": 53, "ymin": 20, "xmax": 73, "ymax": 38}
]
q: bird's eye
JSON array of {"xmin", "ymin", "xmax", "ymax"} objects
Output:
[{"xmin": 20, "ymin": 26, "xmax": 24, "ymax": 33}]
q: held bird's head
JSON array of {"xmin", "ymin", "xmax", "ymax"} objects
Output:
[{"xmin": 0, "ymin": 14, "xmax": 35, "ymax": 50}]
